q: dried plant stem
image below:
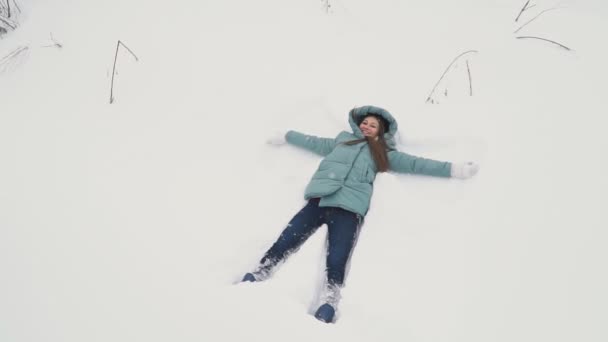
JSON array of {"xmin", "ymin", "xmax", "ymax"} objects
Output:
[
  {"xmin": 118, "ymin": 41, "xmax": 139, "ymax": 61},
  {"xmin": 466, "ymin": 60, "xmax": 472, "ymax": 96},
  {"xmin": 0, "ymin": 14, "xmax": 16, "ymax": 29},
  {"xmin": 6, "ymin": 0, "xmax": 10, "ymax": 18},
  {"xmin": 321, "ymin": 0, "xmax": 331, "ymax": 13},
  {"xmin": 0, "ymin": 45, "xmax": 28, "ymax": 73},
  {"xmin": 425, "ymin": 50, "xmax": 478, "ymax": 104},
  {"xmin": 11, "ymin": 0, "xmax": 20, "ymax": 14},
  {"xmin": 515, "ymin": 0, "xmax": 530, "ymax": 22},
  {"xmin": 516, "ymin": 36, "xmax": 571, "ymax": 51},
  {"xmin": 515, "ymin": 0, "xmax": 536, "ymax": 22},
  {"xmin": 0, "ymin": 45, "xmax": 26, "ymax": 63},
  {"xmin": 514, "ymin": 7, "xmax": 561, "ymax": 34},
  {"xmin": 42, "ymin": 33, "xmax": 63, "ymax": 48},
  {"xmin": 109, "ymin": 40, "xmax": 139, "ymax": 104}
]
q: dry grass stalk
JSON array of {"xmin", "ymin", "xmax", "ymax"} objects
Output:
[
  {"xmin": 425, "ymin": 50, "xmax": 478, "ymax": 104},
  {"xmin": 109, "ymin": 40, "xmax": 139, "ymax": 104},
  {"xmin": 516, "ymin": 36, "xmax": 571, "ymax": 51}
]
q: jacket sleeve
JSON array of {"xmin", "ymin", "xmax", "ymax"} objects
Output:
[
  {"xmin": 285, "ymin": 130, "xmax": 338, "ymax": 157},
  {"xmin": 388, "ymin": 150, "xmax": 452, "ymax": 178}
]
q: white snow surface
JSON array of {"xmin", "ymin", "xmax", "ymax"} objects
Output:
[{"xmin": 1, "ymin": 0, "xmax": 607, "ymax": 341}]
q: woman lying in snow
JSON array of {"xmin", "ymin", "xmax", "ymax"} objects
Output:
[{"xmin": 242, "ymin": 105, "xmax": 479, "ymax": 323}]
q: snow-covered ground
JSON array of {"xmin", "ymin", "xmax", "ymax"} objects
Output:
[{"xmin": 1, "ymin": 0, "xmax": 607, "ymax": 341}]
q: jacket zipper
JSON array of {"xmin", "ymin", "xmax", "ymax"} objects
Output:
[{"xmin": 342, "ymin": 143, "xmax": 365, "ymax": 184}]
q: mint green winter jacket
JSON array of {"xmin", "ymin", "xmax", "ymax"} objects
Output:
[{"xmin": 285, "ymin": 106, "xmax": 452, "ymax": 217}]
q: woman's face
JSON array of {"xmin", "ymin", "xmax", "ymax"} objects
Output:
[{"xmin": 359, "ymin": 116, "xmax": 381, "ymax": 138}]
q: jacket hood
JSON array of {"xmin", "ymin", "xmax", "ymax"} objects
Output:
[{"xmin": 348, "ymin": 105, "xmax": 398, "ymax": 148}]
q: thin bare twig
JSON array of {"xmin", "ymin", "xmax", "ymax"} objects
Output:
[
  {"xmin": 11, "ymin": 0, "xmax": 20, "ymax": 14},
  {"xmin": 466, "ymin": 60, "xmax": 472, "ymax": 96},
  {"xmin": 0, "ymin": 14, "xmax": 16, "ymax": 29},
  {"xmin": 6, "ymin": 0, "xmax": 10, "ymax": 18},
  {"xmin": 42, "ymin": 33, "xmax": 63, "ymax": 48},
  {"xmin": 514, "ymin": 7, "xmax": 561, "ymax": 33},
  {"xmin": 117, "ymin": 40, "xmax": 139, "ymax": 61},
  {"xmin": 109, "ymin": 40, "xmax": 139, "ymax": 104},
  {"xmin": 516, "ymin": 36, "xmax": 571, "ymax": 51},
  {"xmin": 425, "ymin": 50, "xmax": 478, "ymax": 104},
  {"xmin": 0, "ymin": 45, "xmax": 26, "ymax": 63},
  {"xmin": 515, "ymin": 0, "xmax": 530, "ymax": 22},
  {"xmin": 321, "ymin": 0, "xmax": 331, "ymax": 14},
  {"xmin": 51, "ymin": 33, "xmax": 62, "ymax": 48},
  {"xmin": 0, "ymin": 45, "xmax": 28, "ymax": 73}
]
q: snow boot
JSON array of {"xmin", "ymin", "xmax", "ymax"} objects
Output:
[
  {"xmin": 241, "ymin": 273, "xmax": 257, "ymax": 282},
  {"xmin": 314, "ymin": 303, "xmax": 336, "ymax": 323},
  {"xmin": 314, "ymin": 282, "xmax": 341, "ymax": 323},
  {"xmin": 241, "ymin": 259, "xmax": 277, "ymax": 283}
]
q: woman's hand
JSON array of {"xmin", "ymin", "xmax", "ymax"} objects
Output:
[
  {"xmin": 450, "ymin": 161, "xmax": 480, "ymax": 179},
  {"xmin": 266, "ymin": 132, "xmax": 286, "ymax": 146}
]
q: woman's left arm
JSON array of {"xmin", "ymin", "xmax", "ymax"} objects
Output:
[{"xmin": 387, "ymin": 150, "xmax": 452, "ymax": 178}]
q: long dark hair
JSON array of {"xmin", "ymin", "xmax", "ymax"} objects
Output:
[{"xmin": 345, "ymin": 114, "xmax": 390, "ymax": 172}]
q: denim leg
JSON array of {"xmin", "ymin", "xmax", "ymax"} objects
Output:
[
  {"xmin": 259, "ymin": 198, "xmax": 325, "ymax": 270},
  {"xmin": 325, "ymin": 208, "xmax": 362, "ymax": 287}
]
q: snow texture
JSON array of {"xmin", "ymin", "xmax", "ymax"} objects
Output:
[{"xmin": 1, "ymin": 0, "xmax": 607, "ymax": 341}]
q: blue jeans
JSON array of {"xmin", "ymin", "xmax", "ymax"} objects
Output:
[{"xmin": 259, "ymin": 198, "xmax": 363, "ymax": 286}]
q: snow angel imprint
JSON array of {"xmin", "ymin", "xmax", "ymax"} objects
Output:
[{"xmin": 242, "ymin": 105, "xmax": 479, "ymax": 323}]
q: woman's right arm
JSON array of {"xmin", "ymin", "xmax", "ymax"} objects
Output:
[{"xmin": 285, "ymin": 130, "xmax": 338, "ymax": 157}]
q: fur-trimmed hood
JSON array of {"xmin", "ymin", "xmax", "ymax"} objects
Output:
[{"xmin": 348, "ymin": 105, "xmax": 398, "ymax": 149}]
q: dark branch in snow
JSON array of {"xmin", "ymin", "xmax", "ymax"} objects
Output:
[
  {"xmin": 1, "ymin": 0, "xmax": 20, "ymax": 18},
  {"xmin": 109, "ymin": 40, "xmax": 139, "ymax": 104},
  {"xmin": 2, "ymin": 0, "xmax": 21, "ymax": 16},
  {"xmin": 516, "ymin": 36, "xmax": 572, "ymax": 51},
  {"xmin": 321, "ymin": 0, "xmax": 331, "ymax": 14},
  {"xmin": 515, "ymin": 0, "xmax": 535, "ymax": 22},
  {"xmin": 12, "ymin": 0, "xmax": 20, "ymax": 14},
  {"xmin": 0, "ymin": 45, "xmax": 25, "ymax": 63},
  {"xmin": 42, "ymin": 33, "xmax": 63, "ymax": 48},
  {"xmin": 117, "ymin": 40, "xmax": 139, "ymax": 61},
  {"xmin": 425, "ymin": 50, "xmax": 478, "ymax": 104},
  {"xmin": 514, "ymin": 7, "xmax": 561, "ymax": 34},
  {"xmin": 0, "ymin": 45, "xmax": 28, "ymax": 73},
  {"xmin": 0, "ymin": 13, "xmax": 16, "ymax": 30},
  {"xmin": 466, "ymin": 60, "xmax": 472, "ymax": 96}
]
